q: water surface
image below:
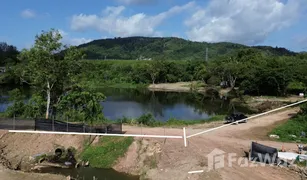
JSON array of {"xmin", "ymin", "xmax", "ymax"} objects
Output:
[{"xmin": 0, "ymin": 87, "xmax": 251, "ymax": 121}]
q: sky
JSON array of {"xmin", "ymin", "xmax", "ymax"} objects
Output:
[{"xmin": 1, "ymin": 0, "xmax": 307, "ymax": 52}]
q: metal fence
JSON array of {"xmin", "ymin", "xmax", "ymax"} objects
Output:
[{"xmin": 0, "ymin": 118, "xmax": 122, "ymax": 134}]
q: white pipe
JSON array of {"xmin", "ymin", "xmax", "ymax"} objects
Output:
[
  {"xmin": 187, "ymin": 98, "xmax": 307, "ymax": 139},
  {"xmin": 8, "ymin": 130, "xmax": 183, "ymax": 139},
  {"xmin": 183, "ymin": 127, "xmax": 187, "ymax": 147},
  {"xmin": 188, "ymin": 170, "xmax": 204, "ymax": 174}
]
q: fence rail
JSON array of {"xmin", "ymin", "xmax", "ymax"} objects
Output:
[
  {"xmin": 186, "ymin": 99, "xmax": 307, "ymax": 139},
  {"xmin": 8, "ymin": 130, "xmax": 183, "ymax": 139},
  {"xmin": 0, "ymin": 118, "xmax": 122, "ymax": 134},
  {"xmin": 3, "ymin": 99, "xmax": 306, "ymax": 147}
]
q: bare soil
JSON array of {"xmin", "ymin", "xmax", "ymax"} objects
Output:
[
  {"xmin": 0, "ymin": 107, "xmax": 304, "ymax": 180},
  {"xmin": 0, "ymin": 131, "xmax": 92, "ymax": 180},
  {"xmin": 0, "ymin": 164, "xmax": 65, "ymax": 180},
  {"xmin": 148, "ymin": 82, "xmax": 202, "ymax": 92},
  {"xmin": 114, "ymin": 108, "xmax": 302, "ymax": 180}
]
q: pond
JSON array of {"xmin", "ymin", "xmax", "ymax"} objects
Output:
[{"xmin": 0, "ymin": 87, "xmax": 251, "ymax": 121}]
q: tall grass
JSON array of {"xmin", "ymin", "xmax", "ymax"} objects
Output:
[
  {"xmin": 270, "ymin": 104, "xmax": 307, "ymax": 143},
  {"xmin": 118, "ymin": 113, "xmax": 225, "ymax": 127},
  {"xmin": 81, "ymin": 136, "xmax": 134, "ymax": 168}
]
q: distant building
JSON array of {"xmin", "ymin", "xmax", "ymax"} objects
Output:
[{"xmin": 137, "ymin": 55, "xmax": 152, "ymax": 61}]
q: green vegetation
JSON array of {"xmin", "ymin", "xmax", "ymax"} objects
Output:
[
  {"xmin": 57, "ymin": 88, "xmax": 106, "ymax": 124},
  {"xmin": 79, "ymin": 59, "xmax": 200, "ymax": 88},
  {"xmin": 0, "ymin": 112, "xmax": 5, "ymax": 118},
  {"xmin": 1, "ymin": 28, "xmax": 307, "ymax": 125},
  {"xmin": 78, "ymin": 37, "xmax": 296, "ymax": 60},
  {"xmin": 16, "ymin": 29, "xmax": 84, "ymax": 119},
  {"xmin": 0, "ymin": 29, "xmax": 107, "ymax": 125},
  {"xmin": 270, "ymin": 104, "xmax": 307, "ymax": 143},
  {"xmin": 79, "ymin": 49, "xmax": 307, "ymax": 97},
  {"xmin": 118, "ymin": 113, "xmax": 225, "ymax": 127},
  {"xmin": 81, "ymin": 136, "xmax": 134, "ymax": 168}
]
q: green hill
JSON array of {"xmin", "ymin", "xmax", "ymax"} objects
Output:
[{"xmin": 78, "ymin": 36, "xmax": 297, "ymax": 60}]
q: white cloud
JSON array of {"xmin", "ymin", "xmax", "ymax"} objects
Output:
[
  {"xmin": 116, "ymin": 0, "xmax": 156, "ymax": 5},
  {"xmin": 58, "ymin": 30, "xmax": 92, "ymax": 46},
  {"xmin": 70, "ymin": 2, "xmax": 195, "ymax": 37},
  {"xmin": 21, "ymin": 9, "xmax": 36, "ymax": 19},
  {"xmin": 185, "ymin": 0, "xmax": 307, "ymax": 45}
]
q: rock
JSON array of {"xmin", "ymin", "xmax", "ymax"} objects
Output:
[
  {"xmin": 85, "ymin": 161, "xmax": 90, "ymax": 167},
  {"xmin": 269, "ymin": 134, "xmax": 280, "ymax": 139},
  {"xmin": 64, "ymin": 162, "xmax": 72, "ymax": 166},
  {"xmin": 289, "ymin": 135, "xmax": 297, "ymax": 138},
  {"xmin": 301, "ymin": 131, "xmax": 306, "ymax": 138}
]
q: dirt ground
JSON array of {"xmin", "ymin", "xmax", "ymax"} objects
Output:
[
  {"xmin": 0, "ymin": 107, "xmax": 304, "ymax": 180},
  {"xmin": 114, "ymin": 108, "xmax": 303, "ymax": 180},
  {"xmin": 0, "ymin": 131, "xmax": 89, "ymax": 170},
  {"xmin": 0, "ymin": 164, "xmax": 65, "ymax": 180},
  {"xmin": 148, "ymin": 82, "xmax": 201, "ymax": 92},
  {"xmin": 0, "ymin": 130, "xmax": 92, "ymax": 180}
]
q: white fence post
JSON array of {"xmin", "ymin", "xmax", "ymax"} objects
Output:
[{"xmin": 183, "ymin": 127, "xmax": 187, "ymax": 147}]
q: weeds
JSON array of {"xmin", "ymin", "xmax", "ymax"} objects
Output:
[
  {"xmin": 80, "ymin": 136, "xmax": 134, "ymax": 168},
  {"xmin": 118, "ymin": 113, "xmax": 225, "ymax": 127},
  {"xmin": 270, "ymin": 113, "xmax": 307, "ymax": 143}
]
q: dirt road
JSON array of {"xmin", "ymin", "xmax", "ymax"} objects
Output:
[
  {"xmin": 0, "ymin": 107, "xmax": 302, "ymax": 180},
  {"xmin": 115, "ymin": 108, "xmax": 302, "ymax": 180}
]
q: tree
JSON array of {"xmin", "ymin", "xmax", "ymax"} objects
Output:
[
  {"xmin": 17, "ymin": 29, "xmax": 84, "ymax": 119},
  {"xmin": 5, "ymin": 89, "xmax": 26, "ymax": 117},
  {"xmin": 146, "ymin": 60, "xmax": 162, "ymax": 84},
  {"xmin": 194, "ymin": 63, "xmax": 208, "ymax": 83},
  {"xmin": 0, "ymin": 42, "xmax": 19, "ymax": 66},
  {"xmin": 57, "ymin": 88, "xmax": 106, "ymax": 123}
]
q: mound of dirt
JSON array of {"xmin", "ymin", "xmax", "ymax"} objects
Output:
[{"xmin": 0, "ymin": 131, "xmax": 89, "ymax": 171}]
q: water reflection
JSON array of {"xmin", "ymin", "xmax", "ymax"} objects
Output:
[
  {"xmin": 0, "ymin": 87, "xmax": 251, "ymax": 121},
  {"xmin": 100, "ymin": 88, "xmax": 250, "ymax": 121}
]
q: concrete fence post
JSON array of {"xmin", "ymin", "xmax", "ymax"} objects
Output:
[{"xmin": 183, "ymin": 127, "xmax": 187, "ymax": 147}]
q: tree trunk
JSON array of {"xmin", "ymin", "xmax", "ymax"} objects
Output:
[
  {"xmin": 46, "ymin": 81, "xmax": 51, "ymax": 119},
  {"xmin": 229, "ymin": 75, "xmax": 237, "ymax": 89}
]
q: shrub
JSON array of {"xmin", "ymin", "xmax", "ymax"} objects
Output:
[
  {"xmin": 136, "ymin": 113, "xmax": 156, "ymax": 126},
  {"xmin": 287, "ymin": 81, "xmax": 306, "ymax": 95},
  {"xmin": 300, "ymin": 103, "xmax": 307, "ymax": 115}
]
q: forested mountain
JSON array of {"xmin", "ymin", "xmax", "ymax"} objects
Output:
[{"xmin": 78, "ymin": 37, "xmax": 297, "ymax": 60}]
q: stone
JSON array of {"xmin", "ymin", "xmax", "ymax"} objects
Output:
[
  {"xmin": 289, "ymin": 135, "xmax": 297, "ymax": 138},
  {"xmin": 269, "ymin": 134, "xmax": 280, "ymax": 139}
]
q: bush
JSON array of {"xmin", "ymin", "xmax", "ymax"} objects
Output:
[
  {"xmin": 300, "ymin": 103, "xmax": 307, "ymax": 115},
  {"xmin": 287, "ymin": 81, "xmax": 306, "ymax": 95},
  {"xmin": 5, "ymin": 88, "xmax": 26, "ymax": 117},
  {"xmin": 136, "ymin": 113, "xmax": 156, "ymax": 126}
]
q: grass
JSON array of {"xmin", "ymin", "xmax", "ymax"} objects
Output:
[
  {"xmin": 118, "ymin": 114, "xmax": 226, "ymax": 127},
  {"xmin": 80, "ymin": 136, "xmax": 134, "ymax": 168},
  {"xmin": 0, "ymin": 112, "xmax": 5, "ymax": 118},
  {"xmin": 270, "ymin": 114, "xmax": 307, "ymax": 143}
]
